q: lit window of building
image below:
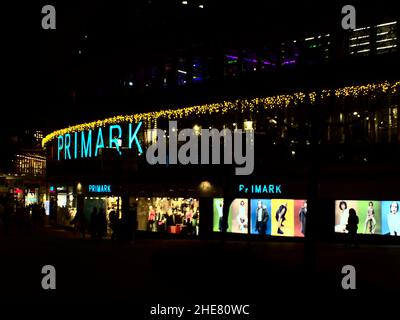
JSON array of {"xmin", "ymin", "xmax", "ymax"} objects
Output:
[
  {"xmin": 375, "ymin": 21, "xmax": 397, "ymax": 54},
  {"xmin": 349, "ymin": 26, "xmax": 371, "ymax": 56},
  {"xmin": 34, "ymin": 130, "xmax": 44, "ymax": 142},
  {"xmin": 14, "ymin": 154, "xmax": 46, "ymax": 177}
]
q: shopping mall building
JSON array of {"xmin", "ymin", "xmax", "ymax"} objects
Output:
[
  {"xmin": 42, "ymin": 79, "xmax": 400, "ymax": 240},
  {"xmin": 43, "ymin": 20, "xmax": 400, "ymax": 241}
]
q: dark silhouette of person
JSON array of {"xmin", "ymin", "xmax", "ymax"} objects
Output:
[
  {"xmin": 39, "ymin": 205, "xmax": 46, "ymax": 226},
  {"xmin": 1, "ymin": 196, "xmax": 11, "ymax": 235},
  {"xmin": 109, "ymin": 210, "xmax": 119, "ymax": 241},
  {"xmin": 72, "ymin": 209, "xmax": 87, "ymax": 238},
  {"xmin": 346, "ymin": 208, "xmax": 359, "ymax": 247},
  {"xmin": 166, "ymin": 212, "xmax": 175, "ymax": 227},
  {"xmin": 90, "ymin": 207, "xmax": 98, "ymax": 239},
  {"xmin": 148, "ymin": 205, "xmax": 156, "ymax": 231},
  {"xmin": 255, "ymin": 200, "xmax": 269, "ymax": 235},
  {"xmin": 31, "ymin": 204, "xmax": 39, "ymax": 228},
  {"xmin": 119, "ymin": 207, "xmax": 137, "ymax": 242},
  {"xmin": 97, "ymin": 208, "xmax": 107, "ymax": 239},
  {"xmin": 299, "ymin": 200, "xmax": 307, "ymax": 235}
]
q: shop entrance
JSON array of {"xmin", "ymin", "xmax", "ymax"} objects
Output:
[{"xmin": 83, "ymin": 196, "xmax": 122, "ymax": 236}]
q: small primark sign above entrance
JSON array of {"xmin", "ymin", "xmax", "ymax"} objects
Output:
[
  {"xmin": 88, "ymin": 184, "xmax": 112, "ymax": 193},
  {"xmin": 238, "ymin": 183, "xmax": 282, "ymax": 194}
]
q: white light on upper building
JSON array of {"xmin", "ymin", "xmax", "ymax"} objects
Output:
[
  {"xmin": 377, "ymin": 45, "xmax": 397, "ymax": 50},
  {"xmin": 376, "ymin": 38, "xmax": 396, "ymax": 43},
  {"xmin": 349, "ymin": 35, "xmax": 369, "ymax": 40},
  {"xmin": 349, "ymin": 42, "xmax": 370, "ymax": 47},
  {"xmin": 376, "ymin": 21, "xmax": 397, "ymax": 27},
  {"xmin": 354, "ymin": 26, "xmax": 370, "ymax": 31}
]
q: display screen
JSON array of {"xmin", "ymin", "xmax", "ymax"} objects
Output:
[
  {"xmin": 334, "ymin": 200, "xmax": 400, "ymax": 236},
  {"xmin": 213, "ymin": 198, "xmax": 306, "ymax": 237},
  {"xmin": 135, "ymin": 197, "xmax": 199, "ymax": 236}
]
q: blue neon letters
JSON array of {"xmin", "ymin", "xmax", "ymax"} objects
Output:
[
  {"xmin": 57, "ymin": 122, "xmax": 143, "ymax": 160},
  {"xmin": 238, "ymin": 184, "xmax": 282, "ymax": 194},
  {"xmin": 88, "ymin": 184, "xmax": 111, "ymax": 193}
]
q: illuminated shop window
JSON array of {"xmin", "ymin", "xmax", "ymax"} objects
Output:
[
  {"xmin": 134, "ymin": 197, "xmax": 199, "ymax": 235},
  {"xmin": 213, "ymin": 198, "xmax": 306, "ymax": 237},
  {"xmin": 335, "ymin": 200, "xmax": 400, "ymax": 236}
]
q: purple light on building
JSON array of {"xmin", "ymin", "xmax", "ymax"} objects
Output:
[
  {"xmin": 225, "ymin": 55, "xmax": 239, "ymax": 60},
  {"xmin": 243, "ymin": 58, "xmax": 258, "ymax": 63},
  {"xmin": 282, "ymin": 60, "xmax": 296, "ymax": 65}
]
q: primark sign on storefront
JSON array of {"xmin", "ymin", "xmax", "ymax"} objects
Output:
[
  {"xmin": 56, "ymin": 121, "xmax": 255, "ymax": 175},
  {"xmin": 88, "ymin": 184, "xmax": 112, "ymax": 193}
]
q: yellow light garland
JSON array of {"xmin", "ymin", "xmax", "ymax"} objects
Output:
[{"xmin": 42, "ymin": 80, "xmax": 400, "ymax": 147}]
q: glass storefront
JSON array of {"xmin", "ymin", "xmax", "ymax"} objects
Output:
[
  {"xmin": 83, "ymin": 196, "xmax": 122, "ymax": 236},
  {"xmin": 56, "ymin": 185, "xmax": 77, "ymax": 227},
  {"xmin": 25, "ymin": 188, "xmax": 38, "ymax": 207}
]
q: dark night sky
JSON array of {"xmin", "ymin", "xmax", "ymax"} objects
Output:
[{"xmin": 3, "ymin": 0, "xmax": 399, "ymax": 134}]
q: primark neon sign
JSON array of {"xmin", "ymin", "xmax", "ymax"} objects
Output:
[
  {"xmin": 57, "ymin": 121, "xmax": 254, "ymax": 175},
  {"xmin": 57, "ymin": 122, "xmax": 143, "ymax": 160}
]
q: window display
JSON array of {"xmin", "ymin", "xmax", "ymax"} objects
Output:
[
  {"xmin": 335, "ymin": 200, "xmax": 400, "ymax": 236},
  {"xmin": 213, "ymin": 198, "xmax": 249, "ymax": 234},
  {"xmin": 135, "ymin": 197, "xmax": 199, "ymax": 235},
  {"xmin": 214, "ymin": 198, "xmax": 306, "ymax": 237}
]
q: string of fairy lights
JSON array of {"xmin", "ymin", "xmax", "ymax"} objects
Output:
[{"xmin": 42, "ymin": 80, "xmax": 400, "ymax": 147}]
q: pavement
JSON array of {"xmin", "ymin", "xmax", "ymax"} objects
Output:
[{"xmin": 0, "ymin": 223, "xmax": 399, "ymax": 315}]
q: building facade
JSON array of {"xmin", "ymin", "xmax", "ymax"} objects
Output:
[{"xmin": 44, "ymin": 77, "xmax": 400, "ymax": 241}]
